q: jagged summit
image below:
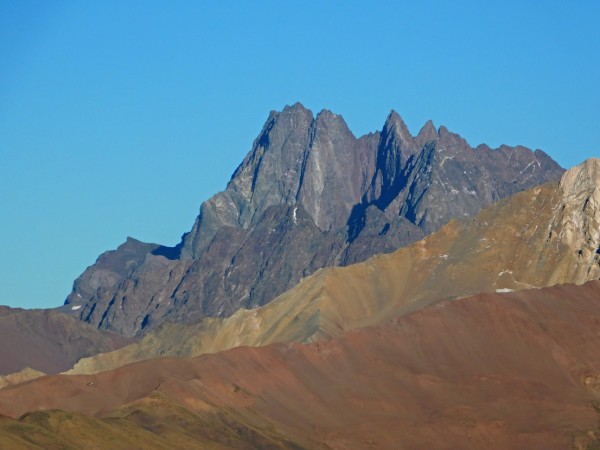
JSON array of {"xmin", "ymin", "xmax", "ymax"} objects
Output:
[
  {"xmin": 277, "ymin": 103, "xmax": 348, "ymax": 127},
  {"xmin": 384, "ymin": 110, "xmax": 413, "ymax": 142},
  {"xmin": 64, "ymin": 104, "xmax": 565, "ymax": 336},
  {"xmin": 415, "ymin": 119, "xmax": 438, "ymax": 147},
  {"xmin": 280, "ymin": 101, "xmax": 310, "ymax": 113}
]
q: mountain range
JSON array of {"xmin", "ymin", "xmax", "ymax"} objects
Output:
[
  {"xmin": 2, "ymin": 104, "xmax": 599, "ymax": 449},
  {"xmin": 65, "ymin": 103, "xmax": 563, "ymax": 337},
  {"xmin": 66, "ymin": 157, "xmax": 600, "ymax": 375}
]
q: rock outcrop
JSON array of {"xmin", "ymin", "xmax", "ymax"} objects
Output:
[{"xmin": 65, "ymin": 103, "xmax": 564, "ymax": 336}]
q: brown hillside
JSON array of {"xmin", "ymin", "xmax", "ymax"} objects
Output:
[
  {"xmin": 1, "ymin": 282, "xmax": 600, "ymax": 448},
  {"xmin": 0, "ymin": 306, "xmax": 132, "ymax": 375}
]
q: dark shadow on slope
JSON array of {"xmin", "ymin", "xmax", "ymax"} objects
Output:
[
  {"xmin": 151, "ymin": 239, "xmax": 185, "ymax": 260},
  {"xmin": 346, "ymin": 201, "xmax": 369, "ymax": 242}
]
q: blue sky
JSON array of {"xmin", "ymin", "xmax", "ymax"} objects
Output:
[{"xmin": 1, "ymin": 1, "xmax": 599, "ymax": 309}]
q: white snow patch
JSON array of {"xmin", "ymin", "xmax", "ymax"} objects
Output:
[
  {"xmin": 518, "ymin": 161, "xmax": 536, "ymax": 176},
  {"xmin": 462, "ymin": 186, "xmax": 477, "ymax": 196},
  {"xmin": 71, "ymin": 305, "xmax": 82, "ymax": 311},
  {"xmin": 293, "ymin": 206, "xmax": 297, "ymax": 224},
  {"xmin": 496, "ymin": 288, "xmax": 514, "ymax": 293}
]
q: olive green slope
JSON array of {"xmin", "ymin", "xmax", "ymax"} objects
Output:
[{"xmin": 0, "ymin": 395, "xmax": 305, "ymax": 450}]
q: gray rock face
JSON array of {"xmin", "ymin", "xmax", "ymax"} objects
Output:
[
  {"xmin": 181, "ymin": 104, "xmax": 378, "ymax": 259},
  {"xmin": 69, "ymin": 237, "xmax": 161, "ymax": 303},
  {"xmin": 65, "ymin": 103, "xmax": 565, "ymax": 336}
]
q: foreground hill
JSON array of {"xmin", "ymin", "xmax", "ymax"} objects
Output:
[
  {"xmin": 67, "ymin": 158, "xmax": 600, "ymax": 374},
  {"xmin": 0, "ymin": 306, "xmax": 131, "ymax": 376},
  {"xmin": 65, "ymin": 103, "xmax": 563, "ymax": 336},
  {"xmin": 2, "ymin": 281, "xmax": 600, "ymax": 449}
]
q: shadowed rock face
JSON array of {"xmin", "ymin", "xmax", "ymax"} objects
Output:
[
  {"xmin": 65, "ymin": 103, "xmax": 564, "ymax": 336},
  {"xmin": 3, "ymin": 282, "xmax": 600, "ymax": 449}
]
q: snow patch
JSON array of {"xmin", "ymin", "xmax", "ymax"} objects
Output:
[
  {"xmin": 462, "ymin": 186, "xmax": 477, "ymax": 196},
  {"xmin": 71, "ymin": 305, "xmax": 82, "ymax": 311},
  {"xmin": 496, "ymin": 288, "xmax": 514, "ymax": 293},
  {"xmin": 518, "ymin": 161, "xmax": 536, "ymax": 176},
  {"xmin": 293, "ymin": 206, "xmax": 297, "ymax": 224}
]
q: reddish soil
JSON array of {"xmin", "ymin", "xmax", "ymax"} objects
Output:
[{"xmin": 2, "ymin": 281, "xmax": 600, "ymax": 449}]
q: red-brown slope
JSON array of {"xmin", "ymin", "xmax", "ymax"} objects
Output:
[
  {"xmin": 2, "ymin": 282, "xmax": 600, "ymax": 449},
  {"xmin": 0, "ymin": 306, "xmax": 132, "ymax": 375}
]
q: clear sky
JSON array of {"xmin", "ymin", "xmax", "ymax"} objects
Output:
[{"xmin": 1, "ymin": 1, "xmax": 599, "ymax": 309}]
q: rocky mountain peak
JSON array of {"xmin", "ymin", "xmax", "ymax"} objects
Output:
[
  {"xmin": 314, "ymin": 108, "xmax": 336, "ymax": 119},
  {"xmin": 383, "ymin": 111, "xmax": 414, "ymax": 148},
  {"xmin": 415, "ymin": 120, "xmax": 438, "ymax": 148},
  {"xmin": 65, "ymin": 105, "xmax": 566, "ymax": 336},
  {"xmin": 182, "ymin": 103, "xmax": 373, "ymax": 258},
  {"xmin": 313, "ymin": 108, "xmax": 355, "ymax": 140},
  {"xmin": 281, "ymin": 101, "xmax": 311, "ymax": 114},
  {"xmin": 297, "ymin": 108, "xmax": 374, "ymax": 231},
  {"xmin": 437, "ymin": 124, "xmax": 471, "ymax": 153},
  {"xmin": 364, "ymin": 111, "xmax": 418, "ymax": 205}
]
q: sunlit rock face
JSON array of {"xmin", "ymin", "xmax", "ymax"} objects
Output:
[
  {"xmin": 547, "ymin": 158, "xmax": 600, "ymax": 284},
  {"xmin": 65, "ymin": 103, "xmax": 564, "ymax": 336}
]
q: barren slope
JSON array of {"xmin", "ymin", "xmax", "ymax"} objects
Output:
[
  {"xmin": 0, "ymin": 306, "xmax": 132, "ymax": 375},
  {"xmin": 2, "ymin": 282, "xmax": 600, "ymax": 449}
]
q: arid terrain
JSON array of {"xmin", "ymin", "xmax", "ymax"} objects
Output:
[
  {"xmin": 1, "ymin": 282, "xmax": 600, "ymax": 449},
  {"xmin": 1, "ymin": 108, "xmax": 598, "ymax": 449}
]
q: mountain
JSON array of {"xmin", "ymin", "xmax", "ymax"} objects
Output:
[
  {"xmin": 67, "ymin": 158, "xmax": 600, "ymax": 374},
  {"xmin": 0, "ymin": 306, "xmax": 132, "ymax": 376},
  {"xmin": 65, "ymin": 103, "xmax": 564, "ymax": 336},
  {"xmin": 2, "ymin": 281, "xmax": 600, "ymax": 449}
]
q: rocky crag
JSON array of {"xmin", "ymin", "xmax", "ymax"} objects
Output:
[{"xmin": 65, "ymin": 103, "xmax": 564, "ymax": 336}]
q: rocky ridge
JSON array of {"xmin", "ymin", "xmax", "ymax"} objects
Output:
[{"xmin": 65, "ymin": 103, "xmax": 564, "ymax": 336}]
